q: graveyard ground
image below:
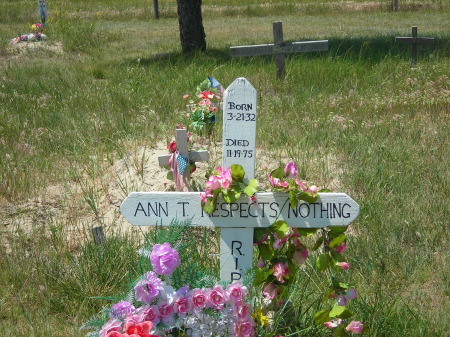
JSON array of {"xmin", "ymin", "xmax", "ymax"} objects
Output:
[{"xmin": 0, "ymin": 1, "xmax": 449, "ymax": 336}]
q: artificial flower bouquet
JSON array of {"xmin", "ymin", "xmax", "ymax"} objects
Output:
[
  {"xmin": 183, "ymin": 77, "xmax": 223, "ymax": 133},
  {"xmin": 82, "ymin": 241, "xmax": 257, "ymax": 337}
]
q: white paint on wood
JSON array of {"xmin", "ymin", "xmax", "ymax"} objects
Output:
[
  {"xmin": 220, "ymin": 228, "xmax": 254, "ymax": 282},
  {"xmin": 120, "ymin": 192, "xmax": 360, "ymax": 228},
  {"xmin": 222, "ymin": 77, "xmax": 257, "ymax": 183}
]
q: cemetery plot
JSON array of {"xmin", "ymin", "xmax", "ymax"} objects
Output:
[{"xmin": 121, "ymin": 77, "xmax": 360, "ymax": 282}]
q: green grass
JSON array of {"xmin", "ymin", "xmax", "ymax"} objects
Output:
[{"xmin": 1, "ymin": 1, "xmax": 449, "ymax": 336}]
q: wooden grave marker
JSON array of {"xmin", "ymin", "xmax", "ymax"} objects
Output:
[
  {"xmin": 37, "ymin": 0, "xmax": 48, "ymax": 25},
  {"xmin": 230, "ymin": 22, "xmax": 328, "ymax": 78},
  {"xmin": 158, "ymin": 128, "xmax": 209, "ymax": 191},
  {"xmin": 121, "ymin": 77, "xmax": 360, "ymax": 282},
  {"xmin": 396, "ymin": 26, "xmax": 435, "ymax": 68}
]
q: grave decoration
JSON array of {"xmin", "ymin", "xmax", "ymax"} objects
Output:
[
  {"xmin": 183, "ymin": 77, "xmax": 224, "ymax": 134},
  {"xmin": 158, "ymin": 127, "xmax": 209, "ymax": 191},
  {"xmin": 10, "ymin": 23, "xmax": 47, "ymax": 44},
  {"xmin": 230, "ymin": 22, "xmax": 328, "ymax": 78},
  {"xmin": 395, "ymin": 26, "xmax": 435, "ymax": 68},
  {"xmin": 83, "ymin": 78, "xmax": 364, "ymax": 336}
]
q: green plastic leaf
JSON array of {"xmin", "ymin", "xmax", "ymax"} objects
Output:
[
  {"xmin": 330, "ymin": 250, "xmax": 346, "ymax": 263},
  {"xmin": 319, "ymin": 188, "xmax": 332, "ymax": 193},
  {"xmin": 254, "ymin": 228, "xmax": 267, "ymax": 243},
  {"xmin": 314, "ymin": 309, "xmax": 331, "ymax": 324},
  {"xmin": 202, "ymin": 200, "xmax": 215, "ymax": 214},
  {"xmin": 316, "ymin": 253, "xmax": 331, "ymax": 271},
  {"xmin": 312, "ymin": 237, "xmax": 324, "ymax": 251},
  {"xmin": 270, "ymin": 167, "xmax": 284, "ymax": 179},
  {"xmin": 289, "ymin": 191, "xmax": 298, "ymax": 208},
  {"xmin": 329, "ymin": 304, "xmax": 346, "ymax": 317},
  {"xmin": 329, "ymin": 234, "xmax": 346, "ymax": 248},
  {"xmin": 338, "ymin": 282, "xmax": 356, "ymax": 289},
  {"xmin": 329, "ymin": 226, "xmax": 348, "ymax": 234},
  {"xmin": 296, "ymin": 228, "xmax": 318, "ymax": 237},
  {"xmin": 244, "ymin": 179, "xmax": 258, "ymax": 197},
  {"xmin": 222, "ymin": 189, "xmax": 240, "ymax": 203},
  {"xmin": 297, "ymin": 191, "xmax": 318, "ymax": 203},
  {"xmin": 231, "ymin": 164, "xmax": 245, "ymax": 183},
  {"xmin": 337, "ymin": 309, "xmax": 354, "ymax": 319},
  {"xmin": 253, "ymin": 268, "xmax": 269, "ymax": 286},
  {"xmin": 166, "ymin": 171, "xmax": 174, "ymax": 181},
  {"xmin": 258, "ymin": 243, "xmax": 274, "ymax": 260},
  {"xmin": 270, "ymin": 221, "xmax": 289, "ymax": 238}
]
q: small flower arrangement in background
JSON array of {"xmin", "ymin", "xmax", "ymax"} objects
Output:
[{"xmin": 183, "ymin": 77, "xmax": 223, "ymax": 134}]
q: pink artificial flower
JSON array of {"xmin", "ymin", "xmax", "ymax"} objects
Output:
[
  {"xmin": 198, "ymin": 98, "xmax": 212, "ymax": 106},
  {"xmin": 257, "ymin": 257, "xmax": 265, "ymax": 268},
  {"xmin": 336, "ymin": 262, "xmax": 350, "ymax": 270},
  {"xmin": 272, "ymin": 232, "xmax": 289, "ymax": 250},
  {"xmin": 150, "ymin": 243, "xmax": 180, "ymax": 275},
  {"xmin": 207, "ymin": 285, "xmax": 226, "ymax": 310},
  {"xmin": 262, "ymin": 282, "xmax": 278, "ymax": 300},
  {"xmin": 284, "ymin": 162, "xmax": 298, "ymax": 179},
  {"xmin": 295, "ymin": 179, "xmax": 309, "ymax": 192},
  {"xmin": 183, "ymin": 94, "xmax": 189, "ymax": 99},
  {"xmin": 268, "ymin": 175, "xmax": 289, "ymax": 189},
  {"xmin": 100, "ymin": 319, "xmax": 122, "ymax": 337},
  {"xmin": 205, "ymin": 175, "xmax": 221, "ymax": 191},
  {"xmin": 158, "ymin": 301, "xmax": 175, "ymax": 325},
  {"xmin": 335, "ymin": 241, "xmax": 347, "ymax": 253},
  {"xmin": 226, "ymin": 282, "xmax": 247, "ymax": 304},
  {"xmin": 309, "ymin": 185, "xmax": 318, "ymax": 196},
  {"xmin": 273, "ymin": 262, "xmax": 289, "ymax": 283},
  {"xmin": 236, "ymin": 303, "xmax": 251, "ymax": 320},
  {"xmin": 175, "ymin": 297, "xmax": 190, "ymax": 316},
  {"xmin": 234, "ymin": 319, "xmax": 256, "ymax": 337},
  {"xmin": 134, "ymin": 271, "xmax": 163, "ymax": 303},
  {"xmin": 200, "ymin": 192, "xmax": 208, "ymax": 203},
  {"xmin": 293, "ymin": 246, "xmax": 308, "ymax": 264},
  {"xmin": 324, "ymin": 319, "xmax": 343, "ymax": 329},
  {"xmin": 135, "ymin": 305, "xmax": 160, "ymax": 326},
  {"xmin": 185, "ymin": 113, "xmax": 190, "ymax": 118},
  {"xmin": 168, "ymin": 141, "xmax": 176, "ymax": 153},
  {"xmin": 190, "ymin": 288, "xmax": 207, "ymax": 310},
  {"xmin": 346, "ymin": 321, "xmax": 364, "ymax": 334}
]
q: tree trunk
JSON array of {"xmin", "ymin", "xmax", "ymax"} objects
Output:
[{"xmin": 176, "ymin": 0, "xmax": 206, "ymax": 52}]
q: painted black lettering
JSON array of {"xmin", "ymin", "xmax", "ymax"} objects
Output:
[
  {"xmin": 134, "ymin": 202, "xmax": 147, "ymax": 216},
  {"xmin": 148, "ymin": 202, "xmax": 159, "ymax": 216},
  {"xmin": 210, "ymin": 203, "xmax": 220, "ymax": 217},
  {"xmin": 312, "ymin": 203, "xmax": 319, "ymax": 217},
  {"xmin": 220, "ymin": 203, "xmax": 230, "ymax": 217},
  {"xmin": 248, "ymin": 203, "xmax": 258, "ymax": 218},
  {"xmin": 239, "ymin": 203, "xmax": 249, "ymax": 218},
  {"xmin": 259, "ymin": 202, "xmax": 269, "ymax": 218},
  {"xmin": 177, "ymin": 202, "xmax": 188, "ymax": 217},
  {"xmin": 228, "ymin": 102, "xmax": 236, "ymax": 110},
  {"xmin": 288, "ymin": 203, "xmax": 298, "ymax": 218},
  {"xmin": 230, "ymin": 203, "xmax": 239, "ymax": 216},
  {"xmin": 342, "ymin": 203, "xmax": 351, "ymax": 218},
  {"xmin": 235, "ymin": 257, "xmax": 239, "ymax": 269},
  {"xmin": 232, "ymin": 241, "xmax": 243, "ymax": 256},
  {"xmin": 269, "ymin": 202, "xmax": 279, "ymax": 218},
  {"xmin": 320, "ymin": 203, "xmax": 329, "ymax": 218},
  {"xmin": 159, "ymin": 202, "xmax": 169, "ymax": 217},
  {"xmin": 299, "ymin": 203, "xmax": 310, "ymax": 218},
  {"xmin": 231, "ymin": 272, "xmax": 242, "ymax": 281}
]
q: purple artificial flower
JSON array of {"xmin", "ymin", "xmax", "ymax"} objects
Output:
[
  {"xmin": 150, "ymin": 243, "xmax": 181, "ymax": 275},
  {"xmin": 284, "ymin": 161, "xmax": 298, "ymax": 179},
  {"xmin": 134, "ymin": 271, "xmax": 163, "ymax": 303},
  {"xmin": 110, "ymin": 300, "xmax": 135, "ymax": 319}
]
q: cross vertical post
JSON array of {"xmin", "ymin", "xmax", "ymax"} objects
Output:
[
  {"xmin": 220, "ymin": 77, "xmax": 257, "ymax": 282},
  {"xmin": 273, "ymin": 22, "xmax": 286, "ymax": 78},
  {"xmin": 411, "ymin": 26, "xmax": 418, "ymax": 67}
]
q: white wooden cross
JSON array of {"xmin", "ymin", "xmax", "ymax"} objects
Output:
[
  {"xmin": 230, "ymin": 22, "xmax": 328, "ymax": 78},
  {"xmin": 121, "ymin": 78, "xmax": 360, "ymax": 282},
  {"xmin": 395, "ymin": 26, "xmax": 435, "ymax": 68},
  {"xmin": 157, "ymin": 129, "xmax": 209, "ymax": 191}
]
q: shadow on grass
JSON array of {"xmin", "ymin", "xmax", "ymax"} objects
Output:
[{"xmin": 126, "ymin": 34, "xmax": 448, "ymax": 68}]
